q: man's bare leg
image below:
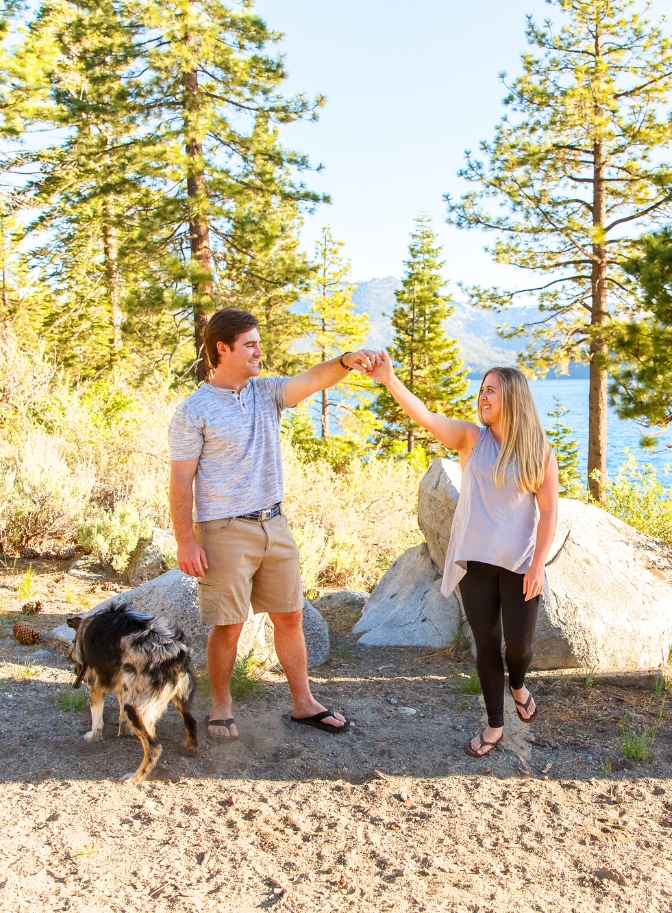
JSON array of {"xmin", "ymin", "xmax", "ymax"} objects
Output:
[
  {"xmin": 206, "ymin": 622, "xmax": 244, "ymax": 738},
  {"xmin": 269, "ymin": 609, "xmax": 346, "ymax": 730}
]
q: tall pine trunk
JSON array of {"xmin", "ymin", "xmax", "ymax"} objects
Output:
[
  {"xmin": 183, "ymin": 62, "xmax": 213, "ymax": 383},
  {"xmin": 588, "ymin": 32, "xmax": 608, "ymax": 503},
  {"xmin": 320, "ymin": 324, "xmax": 328, "ymax": 438},
  {"xmin": 102, "ymin": 197, "xmax": 123, "ymax": 351},
  {"xmin": 407, "ymin": 292, "xmax": 416, "ymax": 453}
]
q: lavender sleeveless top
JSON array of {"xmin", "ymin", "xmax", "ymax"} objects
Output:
[{"xmin": 441, "ymin": 426, "xmax": 548, "ymax": 598}]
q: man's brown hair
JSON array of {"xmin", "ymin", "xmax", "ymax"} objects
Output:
[{"xmin": 204, "ymin": 308, "xmax": 259, "ymax": 368}]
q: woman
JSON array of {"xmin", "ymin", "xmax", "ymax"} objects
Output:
[{"xmin": 369, "ymin": 355, "xmax": 559, "ymax": 758}]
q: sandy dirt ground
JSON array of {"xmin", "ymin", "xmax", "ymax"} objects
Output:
[{"xmin": 0, "ymin": 555, "xmax": 671, "ymax": 913}]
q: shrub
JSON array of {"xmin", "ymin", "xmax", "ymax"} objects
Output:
[
  {"xmin": 591, "ymin": 452, "xmax": 672, "ymax": 545},
  {"xmin": 0, "ymin": 430, "xmax": 94, "ymax": 550},
  {"xmin": 77, "ymin": 502, "xmax": 153, "ymax": 572},
  {"xmin": 282, "ymin": 439, "xmax": 423, "ymax": 593}
]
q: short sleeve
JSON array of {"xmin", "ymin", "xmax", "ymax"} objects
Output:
[
  {"xmin": 257, "ymin": 376, "xmax": 290, "ymax": 415},
  {"xmin": 168, "ymin": 401, "xmax": 204, "ymax": 460}
]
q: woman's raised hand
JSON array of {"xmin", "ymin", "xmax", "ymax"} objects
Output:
[{"xmin": 368, "ymin": 350, "xmax": 395, "ymax": 385}]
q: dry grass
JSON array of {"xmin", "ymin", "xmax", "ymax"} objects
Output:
[{"xmin": 282, "ymin": 439, "xmax": 423, "ymax": 593}]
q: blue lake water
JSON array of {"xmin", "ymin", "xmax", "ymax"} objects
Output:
[{"xmin": 467, "ymin": 379, "xmax": 672, "ymax": 485}]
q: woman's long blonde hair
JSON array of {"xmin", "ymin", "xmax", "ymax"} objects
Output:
[{"xmin": 477, "ymin": 367, "xmax": 547, "ymax": 494}]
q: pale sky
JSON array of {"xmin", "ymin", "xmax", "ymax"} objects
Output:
[{"xmin": 254, "ymin": 0, "xmax": 672, "ymax": 285}]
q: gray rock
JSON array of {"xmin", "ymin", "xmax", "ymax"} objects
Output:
[
  {"xmin": 30, "ymin": 649, "xmax": 58, "ymax": 662},
  {"xmin": 313, "ymin": 590, "xmax": 368, "ymax": 613},
  {"xmin": 353, "ymin": 544, "xmax": 462, "ymax": 647},
  {"xmin": 85, "ymin": 569, "xmax": 330, "ymax": 668},
  {"xmin": 418, "ymin": 458, "xmax": 462, "ymax": 570},
  {"xmin": 535, "ymin": 498, "xmax": 672, "ymax": 671},
  {"xmin": 125, "ymin": 528, "xmax": 177, "ymax": 587},
  {"xmin": 47, "ymin": 623, "xmax": 76, "ymax": 645},
  {"xmin": 302, "ymin": 597, "xmax": 330, "ymax": 668},
  {"xmin": 67, "ymin": 556, "xmax": 107, "ymax": 583}
]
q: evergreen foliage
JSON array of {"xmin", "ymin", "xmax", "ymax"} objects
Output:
[
  {"xmin": 308, "ymin": 226, "xmax": 370, "ymax": 439},
  {"xmin": 546, "ymin": 396, "xmax": 581, "ymax": 495},
  {"xmin": 374, "ymin": 216, "xmax": 472, "ymax": 454},
  {"xmin": 0, "ymin": 0, "xmax": 323, "ymax": 381},
  {"xmin": 445, "ymin": 0, "xmax": 672, "ymax": 500},
  {"xmin": 609, "ymin": 227, "xmax": 672, "ymax": 433}
]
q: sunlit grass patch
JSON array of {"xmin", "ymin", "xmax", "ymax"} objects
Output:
[
  {"xmin": 455, "ymin": 670, "xmax": 482, "ymax": 696},
  {"xmin": 653, "ymin": 671, "xmax": 672, "ymax": 696},
  {"xmin": 57, "ymin": 689, "xmax": 88, "ymax": 712},
  {"xmin": 8, "ymin": 660, "xmax": 39, "ymax": 680},
  {"xmin": 620, "ymin": 717, "xmax": 656, "ymax": 762},
  {"xmin": 230, "ymin": 650, "xmax": 266, "ymax": 701},
  {"xmin": 17, "ymin": 565, "xmax": 35, "ymax": 601}
]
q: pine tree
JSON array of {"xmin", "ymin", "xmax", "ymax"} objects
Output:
[
  {"xmin": 446, "ymin": 0, "xmax": 672, "ymax": 501},
  {"xmin": 0, "ymin": 0, "xmax": 150, "ymax": 375},
  {"xmin": 546, "ymin": 397, "xmax": 581, "ymax": 495},
  {"xmin": 608, "ymin": 227, "xmax": 672, "ymax": 434},
  {"xmin": 308, "ymin": 226, "xmax": 369, "ymax": 438},
  {"xmin": 135, "ymin": 0, "xmax": 325, "ymax": 380},
  {"xmin": 374, "ymin": 216, "xmax": 472, "ymax": 454},
  {"xmin": 0, "ymin": 0, "xmax": 324, "ymax": 381}
]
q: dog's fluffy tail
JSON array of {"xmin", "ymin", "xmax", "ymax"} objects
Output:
[{"xmin": 126, "ymin": 615, "xmax": 189, "ymax": 663}]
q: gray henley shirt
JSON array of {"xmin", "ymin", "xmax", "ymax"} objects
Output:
[{"xmin": 168, "ymin": 377, "xmax": 290, "ymax": 522}]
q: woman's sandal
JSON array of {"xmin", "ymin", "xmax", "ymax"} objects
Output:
[
  {"xmin": 464, "ymin": 732, "xmax": 502, "ymax": 758},
  {"xmin": 509, "ymin": 685, "xmax": 538, "ymax": 723}
]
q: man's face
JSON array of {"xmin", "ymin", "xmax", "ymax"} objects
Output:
[{"xmin": 217, "ymin": 328, "xmax": 263, "ymax": 377}]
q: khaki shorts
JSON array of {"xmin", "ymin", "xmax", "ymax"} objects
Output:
[{"xmin": 193, "ymin": 513, "xmax": 304, "ymax": 626}]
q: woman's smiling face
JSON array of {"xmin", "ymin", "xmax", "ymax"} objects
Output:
[{"xmin": 480, "ymin": 372, "xmax": 502, "ymax": 427}]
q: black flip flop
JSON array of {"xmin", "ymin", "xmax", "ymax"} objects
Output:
[
  {"xmin": 290, "ymin": 709, "xmax": 351, "ymax": 734},
  {"xmin": 509, "ymin": 685, "xmax": 538, "ymax": 723},
  {"xmin": 205, "ymin": 716, "xmax": 239, "ymax": 742}
]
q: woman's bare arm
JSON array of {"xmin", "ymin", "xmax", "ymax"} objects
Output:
[
  {"xmin": 369, "ymin": 351, "xmax": 479, "ymax": 458},
  {"xmin": 523, "ymin": 447, "xmax": 559, "ymax": 600}
]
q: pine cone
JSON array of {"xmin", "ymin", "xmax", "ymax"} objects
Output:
[
  {"xmin": 21, "ymin": 600, "xmax": 44, "ymax": 616},
  {"xmin": 12, "ymin": 621, "xmax": 42, "ymax": 645}
]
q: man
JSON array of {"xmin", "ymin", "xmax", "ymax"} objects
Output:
[{"xmin": 168, "ymin": 307, "xmax": 377, "ymax": 740}]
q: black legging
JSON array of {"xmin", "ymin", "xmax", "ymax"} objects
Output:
[{"xmin": 458, "ymin": 561, "xmax": 539, "ymax": 729}]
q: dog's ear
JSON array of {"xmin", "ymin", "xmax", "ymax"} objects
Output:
[{"xmin": 66, "ymin": 616, "xmax": 82, "ymax": 631}]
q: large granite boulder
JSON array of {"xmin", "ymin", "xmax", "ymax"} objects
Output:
[
  {"xmin": 418, "ymin": 458, "xmax": 462, "ymax": 570},
  {"xmin": 85, "ymin": 570, "xmax": 330, "ymax": 668},
  {"xmin": 406, "ymin": 458, "xmax": 672, "ymax": 671},
  {"xmin": 353, "ymin": 544, "xmax": 462, "ymax": 647},
  {"xmin": 537, "ymin": 500, "xmax": 672, "ymax": 670}
]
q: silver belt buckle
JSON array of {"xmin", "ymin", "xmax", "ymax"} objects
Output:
[{"xmin": 261, "ymin": 508, "xmax": 273, "ymax": 521}]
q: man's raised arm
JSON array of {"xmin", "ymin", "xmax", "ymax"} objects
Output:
[{"xmin": 284, "ymin": 349, "xmax": 379, "ymax": 408}]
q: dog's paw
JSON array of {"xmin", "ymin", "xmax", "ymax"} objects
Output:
[
  {"xmin": 83, "ymin": 730, "xmax": 103, "ymax": 742},
  {"xmin": 178, "ymin": 744, "xmax": 198, "ymax": 758},
  {"xmin": 119, "ymin": 771, "xmax": 144, "ymax": 784}
]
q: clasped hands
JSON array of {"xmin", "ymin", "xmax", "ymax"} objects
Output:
[{"xmin": 343, "ymin": 349, "xmax": 394, "ymax": 383}]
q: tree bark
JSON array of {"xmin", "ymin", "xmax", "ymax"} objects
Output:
[
  {"xmin": 588, "ymin": 33, "xmax": 608, "ymax": 503},
  {"xmin": 102, "ymin": 197, "xmax": 123, "ymax": 352},
  {"xmin": 183, "ymin": 64, "xmax": 213, "ymax": 383},
  {"xmin": 320, "ymin": 330, "xmax": 328, "ymax": 438},
  {"xmin": 407, "ymin": 290, "xmax": 416, "ymax": 453}
]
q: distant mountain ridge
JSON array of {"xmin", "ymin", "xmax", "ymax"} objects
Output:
[{"xmin": 352, "ymin": 277, "xmax": 588, "ymax": 378}]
